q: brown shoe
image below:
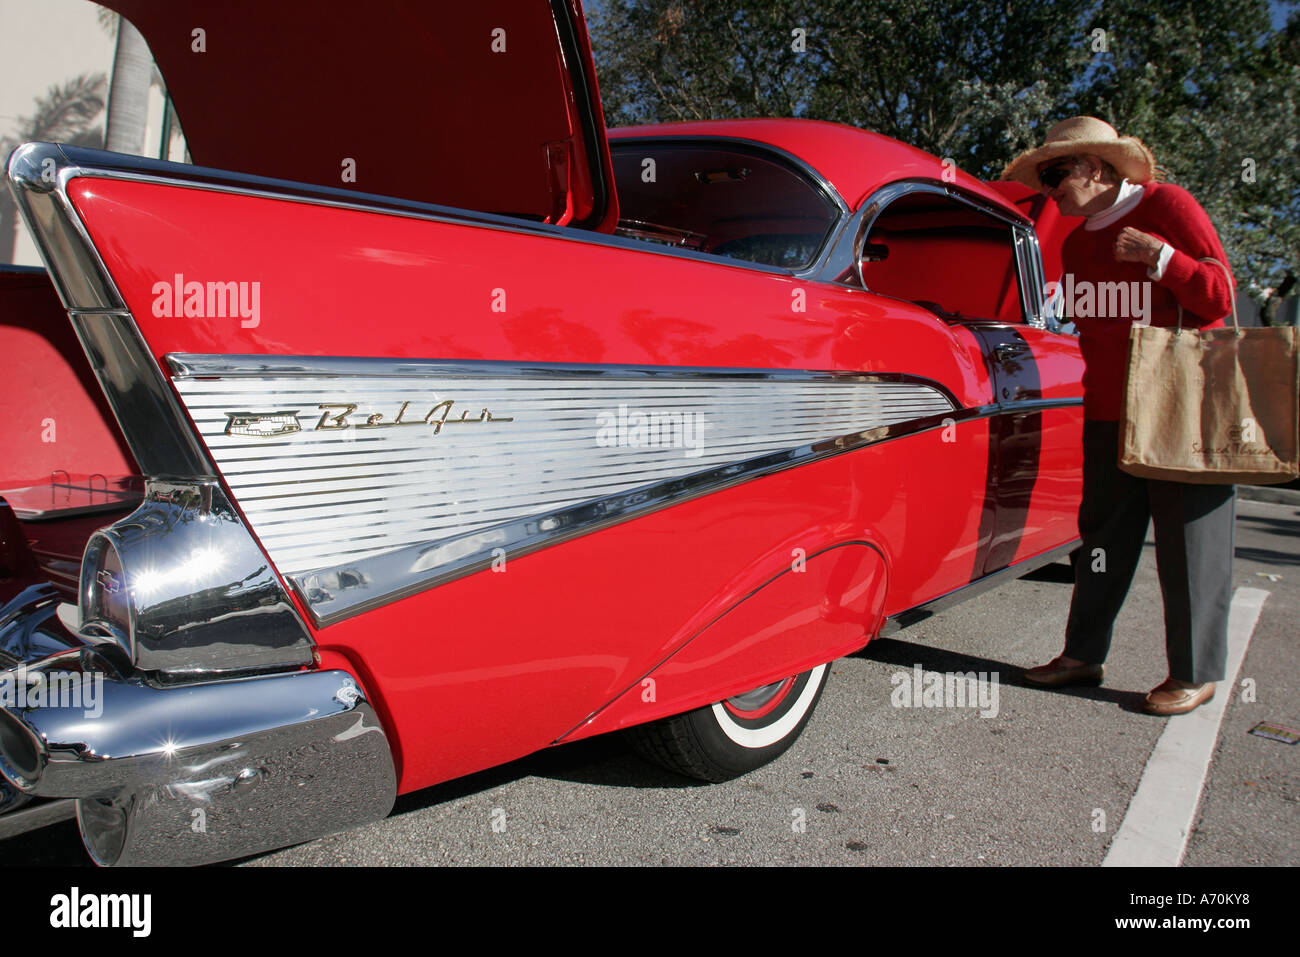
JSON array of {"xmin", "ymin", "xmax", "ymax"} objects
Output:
[
  {"xmin": 1022, "ymin": 655, "xmax": 1104, "ymax": 688},
  {"xmin": 1143, "ymin": 678, "xmax": 1215, "ymax": 715}
]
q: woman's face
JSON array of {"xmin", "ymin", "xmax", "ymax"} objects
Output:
[{"xmin": 1038, "ymin": 155, "xmax": 1114, "ymax": 217}]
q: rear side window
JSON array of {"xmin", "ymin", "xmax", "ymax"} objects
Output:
[
  {"xmin": 611, "ymin": 141, "xmax": 840, "ymax": 269},
  {"xmin": 860, "ymin": 191, "xmax": 1025, "ymax": 323}
]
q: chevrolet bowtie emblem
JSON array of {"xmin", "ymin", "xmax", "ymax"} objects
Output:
[{"xmin": 224, "ymin": 411, "xmax": 303, "ymax": 437}]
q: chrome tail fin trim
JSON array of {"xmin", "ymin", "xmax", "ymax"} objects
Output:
[{"xmin": 6, "ymin": 144, "xmax": 316, "ymax": 677}]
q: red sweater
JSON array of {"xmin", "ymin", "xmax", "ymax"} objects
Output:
[{"xmin": 1059, "ymin": 181, "xmax": 1234, "ymax": 420}]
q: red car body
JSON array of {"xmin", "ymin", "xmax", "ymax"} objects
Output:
[{"xmin": 0, "ymin": 0, "xmax": 1083, "ymax": 864}]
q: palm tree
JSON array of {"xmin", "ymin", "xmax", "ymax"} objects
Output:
[
  {"xmin": 99, "ymin": 10, "xmax": 153, "ymax": 155},
  {"xmin": 0, "ymin": 74, "xmax": 107, "ymax": 264}
]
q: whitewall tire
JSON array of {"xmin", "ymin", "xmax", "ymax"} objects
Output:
[{"xmin": 631, "ymin": 664, "xmax": 830, "ymax": 782}]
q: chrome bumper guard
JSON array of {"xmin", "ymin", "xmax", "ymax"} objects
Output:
[{"xmin": 0, "ymin": 585, "xmax": 396, "ymax": 865}]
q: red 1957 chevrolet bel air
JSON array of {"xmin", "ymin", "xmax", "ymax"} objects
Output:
[{"xmin": 0, "ymin": 0, "xmax": 1083, "ymax": 864}]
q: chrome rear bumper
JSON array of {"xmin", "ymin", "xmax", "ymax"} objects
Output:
[{"xmin": 0, "ymin": 584, "xmax": 395, "ymax": 865}]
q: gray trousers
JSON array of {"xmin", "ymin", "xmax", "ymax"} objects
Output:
[{"xmin": 1064, "ymin": 420, "xmax": 1235, "ymax": 683}]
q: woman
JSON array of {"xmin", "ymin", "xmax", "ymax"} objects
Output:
[{"xmin": 1001, "ymin": 116, "xmax": 1236, "ymax": 716}]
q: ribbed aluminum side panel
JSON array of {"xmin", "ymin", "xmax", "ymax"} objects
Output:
[{"xmin": 173, "ymin": 371, "xmax": 953, "ymax": 576}]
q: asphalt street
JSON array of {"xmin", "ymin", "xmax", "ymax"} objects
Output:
[{"xmin": 2, "ymin": 498, "xmax": 1295, "ymax": 867}]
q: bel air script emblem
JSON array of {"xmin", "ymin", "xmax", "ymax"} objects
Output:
[{"xmin": 224, "ymin": 400, "xmax": 513, "ymax": 438}]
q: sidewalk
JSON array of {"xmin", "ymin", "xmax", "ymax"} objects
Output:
[{"xmin": 1238, "ymin": 479, "xmax": 1300, "ymax": 506}]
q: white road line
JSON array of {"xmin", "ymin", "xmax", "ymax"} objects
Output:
[{"xmin": 1102, "ymin": 587, "xmax": 1270, "ymax": 867}]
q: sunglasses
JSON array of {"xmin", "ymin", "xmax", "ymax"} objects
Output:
[{"xmin": 1038, "ymin": 161, "xmax": 1074, "ymax": 190}]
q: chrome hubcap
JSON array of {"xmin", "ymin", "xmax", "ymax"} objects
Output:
[{"xmin": 726, "ymin": 679, "xmax": 789, "ymax": 712}]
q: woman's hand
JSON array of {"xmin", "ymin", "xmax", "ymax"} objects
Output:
[{"xmin": 1114, "ymin": 227, "xmax": 1164, "ymax": 268}]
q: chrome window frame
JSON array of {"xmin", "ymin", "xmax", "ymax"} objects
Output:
[
  {"xmin": 1018, "ymin": 225, "xmax": 1072, "ymax": 333},
  {"xmin": 822, "ymin": 178, "xmax": 1044, "ymax": 327}
]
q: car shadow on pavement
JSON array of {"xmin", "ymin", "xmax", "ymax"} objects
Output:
[
  {"xmin": 1017, "ymin": 561, "xmax": 1077, "ymax": 584},
  {"xmin": 388, "ymin": 731, "xmax": 704, "ymax": 819},
  {"xmin": 853, "ymin": 635, "xmax": 1150, "ymax": 712},
  {"xmin": 1234, "ymin": 508, "xmax": 1300, "ymax": 533},
  {"xmin": 1234, "ymin": 545, "xmax": 1300, "ymax": 567}
]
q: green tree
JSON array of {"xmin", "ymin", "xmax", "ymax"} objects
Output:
[
  {"xmin": 592, "ymin": 1, "xmax": 1093, "ymax": 162},
  {"xmin": 801, "ymin": 0, "xmax": 1094, "ymax": 170},
  {"xmin": 592, "ymin": 0, "xmax": 820, "ymax": 123}
]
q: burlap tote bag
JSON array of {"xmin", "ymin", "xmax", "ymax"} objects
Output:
[{"xmin": 1120, "ymin": 259, "xmax": 1300, "ymax": 484}]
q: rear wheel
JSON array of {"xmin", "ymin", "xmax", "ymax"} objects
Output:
[{"xmin": 631, "ymin": 664, "xmax": 830, "ymax": 782}]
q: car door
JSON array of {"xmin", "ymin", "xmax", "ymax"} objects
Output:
[{"xmin": 854, "ymin": 185, "xmax": 1085, "ymax": 579}]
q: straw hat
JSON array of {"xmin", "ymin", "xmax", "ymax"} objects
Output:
[{"xmin": 1001, "ymin": 116, "xmax": 1157, "ymax": 188}]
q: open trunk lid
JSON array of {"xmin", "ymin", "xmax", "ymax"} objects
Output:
[{"xmin": 98, "ymin": 0, "xmax": 617, "ymax": 229}]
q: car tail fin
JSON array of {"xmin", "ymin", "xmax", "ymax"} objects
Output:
[{"xmin": 5, "ymin": 142, "xmax": 316, "ymax": 679}]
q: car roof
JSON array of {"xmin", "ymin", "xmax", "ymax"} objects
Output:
[{"xmin": 608, "ymin": 118, "xmax": 1025, "ymax": 221}]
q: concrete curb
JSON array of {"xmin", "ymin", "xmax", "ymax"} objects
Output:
[{"xmin": 1238, "ymin": 484, "xmax": 1300, "ymax": 506}]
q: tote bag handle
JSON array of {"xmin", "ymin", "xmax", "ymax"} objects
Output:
[{"xmin": 1175, "ymin": 257, "xmax": 1239, "ymax": 335}]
